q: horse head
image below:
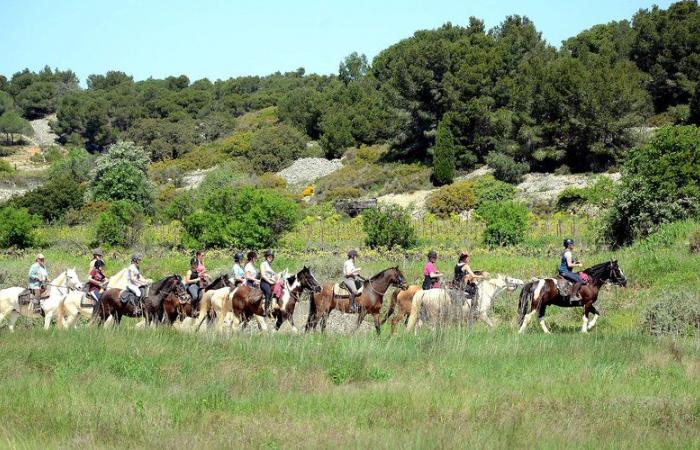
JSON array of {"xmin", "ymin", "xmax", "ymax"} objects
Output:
[
  {"xmin": 65, "ymin": 268, "xmax": 83, "ymax": 291},
  {"xmin": 389, "ymin": 267, "xmax": 408, "ymax": 290},
  {"xmin": 298, "ymin": 266, "xmax": 321, "ymax": 293},
  {"xmin": 609, "ymin": 260, "xmax": 627, "ymax": 287}
]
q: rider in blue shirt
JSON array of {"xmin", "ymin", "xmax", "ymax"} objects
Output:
[{"xmin": 559, "ymin": 238, "xmax": 583, "ymax": 301}]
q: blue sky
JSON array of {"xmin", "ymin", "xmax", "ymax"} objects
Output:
[{"xmin": 1, "ymin": 0, "xmax": 675, "ymax": 83}]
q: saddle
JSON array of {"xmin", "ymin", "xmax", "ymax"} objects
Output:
[
  {"xmin": 555, "ymin": 277, "xmax": 573, "ymax": 297},
  {"xmin": 17, "ymin": 288, "xmax": 49, "ymax": 305},
  {"xmin": 333, "ymin": 280, "xmax": 363, "ymax": 297}
]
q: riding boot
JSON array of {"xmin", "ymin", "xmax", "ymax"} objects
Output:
[
  {"xmin": 31, "ymin": 297, "xmax": 42, "ymax": 314},
  {"xmin": 570, "ymin": 282, "xmax": 583, "ymax": 302},
  {"xmin": 349, "ymin": 294, "xmax": 358, "ymax": 313},
  {"xmin": 264, "ymin": 297, "xmax": 271, "ymax": 316}
]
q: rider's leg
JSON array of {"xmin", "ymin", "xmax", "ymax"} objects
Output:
[
  {"xmin": 261, "ymin": 281, "xmax": 272, "ymax": 313},
  {"xmin": 30, "ymin": 288, "xmax": 42, "ymax": 313},
  {"xmin": 344, "ymin": 278, "xmax": 359, "ymax": 312}
]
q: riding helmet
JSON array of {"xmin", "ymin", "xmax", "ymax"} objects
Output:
[
  {"xmin": 92, "ymin": 248, "xmax": 104, "ymax": 257},
  {"xmin": 428, "ymin": 250, "xmax": 437, "ymax": 259},
  {"xmin": 131, "ymin": 253, "xmax": 143, "ymax": 262},
  {"xmin": 94, "ymin": 259, "xmax": 105, "ymax": 269},
  {"xmin": 347, "ymin": 249, "xmax": 358, "ymax": 258},
  {"xmin": 234, "ymin": 252, "xmax": 244, "ymax": 262},
  {"xmin": 264, "ymin": 249, "xmax": 274, "ymax": 258},
  {"xmin": 190, "ymin": 257, "xmax": 198, "ymax": 267},
  {"xmin": 563, "ymin": 238, "xmax": 575, "ymax": 248}
]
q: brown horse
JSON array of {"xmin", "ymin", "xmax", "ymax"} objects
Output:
[
  {"xmin": 226, "ymin": 284, "xmax": 267, "ymax": 331},
  {"xmin": 517, "ymin": 260, "xmax": 627, "ymax": 334},
  {"xmin": 143, "ymin": 275, "xmax": 188, "ymax": 325},
  {"xmin": 305, "ymin": 267, "xmax": 408, "ymax": 335},
  {"xmin": 272, "ymin": 266, "xmax": 322, "ymax": 332},
  {"xmin": 381, "ymin": 284, "xmax": 421, "ymax": 334}
]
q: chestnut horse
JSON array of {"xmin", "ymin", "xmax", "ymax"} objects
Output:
[
  {"xmin": 381, "ymin": 285, "xmax": 421, "ymax": 334},
  {"xmin": 305, "ymin": 267, "xmax": 408, "ymax": 335},
  {"xmin": 518, "ymin": 260, "xmax": 627, "ymax": 334}
]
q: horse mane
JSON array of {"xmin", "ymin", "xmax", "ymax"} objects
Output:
[
  {"xmin": 154, "ymin": 275, "xmax": 181, "ymax": 295},
  {"xmin": 582, "ymin": 261, "xmax": 613, "ymax": 280},
  {"xmin": 370, "ymin": 266, "xmax": 399, "ymax": 281}
]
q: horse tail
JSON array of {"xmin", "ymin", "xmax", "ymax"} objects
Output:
[
  {"xmin": 517, "ymin": 282, "xmax": 533, "ymax": 327},
  {"xmin": 405, "ymin": 290, "xmax": 426, "ymax": 332},
  {"xmin": 381, "ymin": 289, "xmax": 399, "ymax": 325}
]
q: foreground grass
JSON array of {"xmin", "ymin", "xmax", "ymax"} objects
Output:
[{"xmin": 0, "ymin": 328, "xmax": 698, "ymax": 449}]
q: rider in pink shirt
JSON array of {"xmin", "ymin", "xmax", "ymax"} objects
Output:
[{"xmin": 422, "ymin": 250, "xmax": 443, "ymax": 289}]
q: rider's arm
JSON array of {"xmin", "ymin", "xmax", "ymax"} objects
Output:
[
  {"xmin": 184, "ymin": 269, "xmax": 198, "ymax": 285},
  {"xmin": 565, "ymin": 252, "xmax": 580, "ymax": 269}
]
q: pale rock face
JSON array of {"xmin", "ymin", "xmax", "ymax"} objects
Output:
[{"xmin": 277, "ymin": 158, "xmax": 343, "ymax": 185}]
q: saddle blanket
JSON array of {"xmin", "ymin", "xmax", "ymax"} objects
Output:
[{"xmin": 333, "ymin": 282, "xmax": 364, "ymax": 297}]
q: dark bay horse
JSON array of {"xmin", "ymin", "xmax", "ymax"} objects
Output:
[
  {"xmin": 517, "ymin": 260, "xmax": 627, "ymax": 334},
  {"xmin": 272, "ymin": 266, "xmax": 321, "ymax": 332},
  {"xmin": 305, "ymin": 267, "xmax": 408, "ymax": 335},
  {"xmin": 144, "ymin": 275, "xmax": 188, "ymax": 325}
]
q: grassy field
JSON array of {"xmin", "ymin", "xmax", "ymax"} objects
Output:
[
  {"xmin": 0, "ymin": 221, "xmax": 698, "ymax": 448},
  {"xmin": 0, "ymin": 329, "xmax": 698, "ymax": 449}
]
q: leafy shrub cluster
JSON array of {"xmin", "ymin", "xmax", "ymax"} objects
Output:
[
  {"xmin": 486, "ymin": 153, "xmax": 530, "ymax": 184},
  {"xmin": 471, "ymin": 175, "xmax": 516, "ymax": 210},
  {"xmin": 690, "ymin": 229, "xmax": 700, "ymax": 254},
  {"xmin": 94, "ymin": 200, "xmax": 144, "ymax": 247},
  {"xmin": 0, "ymin": 159, "xmax": 12, "ymax": 173},
  {"xmin": 556, "ymin": 177, "xmax": 615, "ymax": 211},
  {"xmin": 479, "ymin": 201, "xmax": 528, "ymax": 247},
  {"xmin": 603, "ymin": 126, "xmax": 700, "ymax": 246},
  {"xmin": 641, "ymin": 292, "xmax": 700, "ymax": 337},
  {"xmin": 182, "ymin": 186, "xmax": 300, "ymax": 249},
  {"xmin": 0, "ymin": 206, "xmax": 39, "ymax": 248},
  {"xmin": 10, "ymin": 176, "xmax": 85, "ymax": 223},
  {"xmin": 426, "ymin": 181, "xmax": 476, "ymax": 218},
  {"xmin": 362, "ymin": 205, "xmax": 416, "ymax": 249}
]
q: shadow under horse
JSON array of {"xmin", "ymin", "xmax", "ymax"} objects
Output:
[{"xmin": 517, "ymin": 260, "xmax": 627, "ymax": 334}]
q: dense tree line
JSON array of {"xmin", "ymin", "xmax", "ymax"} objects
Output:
[{"xmin": 0, "ymin": 1, "xmax": 698, "ymax": 176}]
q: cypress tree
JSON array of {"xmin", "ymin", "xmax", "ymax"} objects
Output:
[{"xmin": 432, "ymin": 114, "xmax": 456, "ymax": 185}]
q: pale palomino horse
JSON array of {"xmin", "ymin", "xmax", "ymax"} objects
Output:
[
  {"xmin": 0, "ymin": 268, "xmax": 83, "ymax": 331},
  {"xmin": 405, "ymin": 274, "xmax": 524, "ymax": 332}
]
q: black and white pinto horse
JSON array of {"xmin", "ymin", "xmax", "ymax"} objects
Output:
[{"xmin": 517, "ymin": 260, "xmax": 627, "ymax": 334}]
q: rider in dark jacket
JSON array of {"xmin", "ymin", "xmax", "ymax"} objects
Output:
[{"xmin": 559, "ymin": 238, "xmax": 584, "ymax": 301}]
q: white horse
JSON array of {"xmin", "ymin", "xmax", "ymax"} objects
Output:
[
  {"xmin": 0, "ymin": 268, "xmax": 83, "ymax": 331},
  {"xmin": 405, "ymin": 274, "xmax": 524, "ymax": 332}
]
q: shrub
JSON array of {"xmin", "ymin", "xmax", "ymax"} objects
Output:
[
  {"xmin": 479, "ymin": 201, "xmax": 528, "ymax": 247},
  {"xmin": 426, "ymin": 181, "xmax": 476, "ymax": 218},
  {"xmin": 0, "ymin": 206, "xmax": 39, "ymax": 248},
  {"xmin": 10, "ymin": 176, "xmax": 86, "ymax": 223},
  {"xmin": 603, "ymin": 126, "xmax": 700, "ymax": 246},
  {"xmin": 94, "ymin": 200, "xmax": 144, "ymax": 247},
  {"xmin": 43, "ymin": 146, "xmax": 64, "ymax": 163},
  {"xmin": 256, "ymin": 172, "xmax": 287, "ymax": 190},
  {"xmin": 182, "ymin": 187, "xmax": 300, "ymax": 249},
  {"xmin": 471, "ymin": 175, "xmax": 516, "ymax": 210},
  {"xmin": 248, "ymin": 123, "xmax": 308, "ymax": 173},
  {"xmin": 197, "ymin": 163, "xmax": 252, "ymax": 193},
  {"xmin": 362, "ymin": 205, "xmax": 416, "ymax": 249},
  {"xmin": 432, "ymin": 115, "xmax": 456, "ymax": 185},
  {"xmin": 690, "ymin": 229, "xmax": 700, "ymax": 254},
  {"xmin": 48, "ymin": 147, "xmax": 94, "ymax": 183},
  {"xmin": 557, "ymin": 177, "xmax": 615, "ymax": 211},
  {"xmin": 0, "ymin": 159, "xmax": 13, "ymax": 173},
  {"xmin": 326, "ymin": 186, "xmax": 361, "ymax": 201},
  {"xmin": 486, "ymin": 152, "xmax": 529, "ymax": 184},
  {"xmin": 90, "ymin": 162, "xmax": 153, "ymax": 209},
  {"xmin": 640, "ymin": 292, "xmax": 700, "ymax": 336}
]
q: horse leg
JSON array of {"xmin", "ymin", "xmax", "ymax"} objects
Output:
[
  {"xmin": 254, "ymin": 315, "xmax": 268, "ymax": 332},
  {"xmin": 537, "ymin": 305, "xmax": 550, "ymax": 334},
  {"xmin": 587, "ymin": 305, "xmax": 600, "ymax": 330},
  {"xmin": 354, "ymin": 309, "xmax": 367, "ymax": 333},
  {"xmin": 319, "ymin": 312, "xmax": 329, "ymax": 333},
  {"xmin": 581, "ymin": 303, "xmax": 591, "ymax": 333},
  {"xmin": 480, "ymin": 311, "xmax": 495, "ymax": 329},
  {"xmin": 43, "ymin": 308, "xmax": 54, "ymax": 330},
  {"xmin": 8, "ymin": 310, "xmax": 19, "ymax": 332},
  {"xmin": 373, "ymin": 313, "xmax": 381, "ymax": 335},
  {"xmin": 274, "ymin": 312, "xmax": 284, "ymax": 331},
  {"xmin": 518, "ymin": 306, "xmax": 537, "ymax": 334},
  {"xmin": 287, "ymin": 310, "xmax": 299, "ymax": 334}
]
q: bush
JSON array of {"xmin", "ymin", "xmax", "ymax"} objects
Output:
[
  {"xmin": 471, "ymin": 175, "xmax": 516, "ymax": 210},
  {"xmin": 94, "ymin": 200, "xmax": 144, "ymax": 247},
  {"xmin": 256, "ymin": 172, "xmax": 287, "ymax": 190},
  {"xmin": 182, "ymin": 187, "xmax": 300, "ymax": 249},
  {"xmin": 640, "ymin": 292, "xmax": 700, "ymax": 337},
  {"xmin": 0, "ymin": 207, "xmax": 39, "ymax": 248},
  {"xmin": 326, "ymin": 186, "xmax": 361, "ymax": 201},
  {"xmin": 486, "ymin": 152, "xmax": 529, "ymax": 184},
  {"xmin": 432, "ymin": 115, "xmax": 456, "ymax": 185},
  {"xmin": 690, "ymin": 229, "xmax": 700, "ymax": 254},
  {"xmin": 0, "ymin": 159, "xmax": 13, "ymax": 173},
  {"xmin": 556, "ymin": 177, "xmax": 615, "ymax": 211},
  {"xmin": 362, "ymin": 205, "xmax": 416, "ymax": 249},
  {"xmin": 603, "ymin": 126, "xmax": 700, "ymax": 246},
  {"xmin": 248, "ymin": 123, "xmax": 308, "ymax": 173},
  {"xmin": 479, "ymin": 201, "xmax": 528, "ymax": 247},
  {"xmin": 48, "ymin": 147, "xmax": 94, "ymax": 183},
  {"xmin": 426, "ymin": 181, "xmax": 476, "ymax": 218},
  {"xmin": 90, "ymin": 162, "xmax": 153, "ymax": 209},
  {"xmin": 10, "ymin": 176, "xmax": 86, "ymax": 223}
]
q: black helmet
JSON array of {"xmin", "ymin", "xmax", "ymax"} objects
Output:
[
  {"xmin": 190, "ymin": 257, "xmax": 198, "ymax": 267},
  {"xmin": 347, "ymin": 249, "xmax": 358, "ymax": 258},
  {"xmin": 428, "ymin": 250, "xmax": 437, "ymax": 259},
  {"xmin": 131, "ymin": 253, "xmax": 143, "ymax": 262},
  {"xmin": 234, "ymin": 252, "xmax": 244, "ymax": 262},
  {"xmin": 264, "ymin": 249, "xmax": 274, "ymax": 258},
  {"xmin": 563, "ymin": 239, "xmax": 575, "ymax": 248},
  {"xmin": 94, "ymin": 259, "xmax": 105, "ymax": 269},
  {"xmin": 247, "ymin": 251, "xmax": 257, "ymax": 261}
]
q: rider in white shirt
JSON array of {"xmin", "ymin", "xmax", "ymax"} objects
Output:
[
  {"xmin": 244, "ymin": 251, "xmax": 260, "ymax": 287},
  {"xmin": 343, "ymin": 249, "xmax": 362, "ymax": 313},
  {"xmin": 126, "ymin": 254, "xmax": 148, "ymax": 300}
]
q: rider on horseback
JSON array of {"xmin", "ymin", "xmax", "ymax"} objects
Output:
[
  {"xmin": 28, "ymin": 253, "xmax": 49, "ymax": 313},
  {"xmin": 244, "ymin": 251, "xmax": 260, "ymax": 287},
  {"xmin": 559, "ymin": 239, "xmax": 584, "ymax": 301},
  {"xmin": 184, "ymin": 257, "xmax": 204, "ymax": 303},
  {"xmin": 231, "ymin": 252, "xmax": 245, "ymax": 286},
  {"xmin": 126, "ymin": 254, "xmax": 148, "ymax": 308},
  {"xmin": 260, "ymin": 250, "xmax": 277, "ymax": 315},
  {"xmin": 89, "ymin": 248, "xmax": 104, "ymax": 275},
  {"xmin": 423, "ymin": 250, "xmax": 443, "ymax": 290},
  {"xmin": 453, "ymin": 250, "xmax": 482, "ymax": 298},
  {"xmin": 343, "ymin": 249, "xmax": 363, "ymax": 313},
  {"xmin": 88, "ymin": 259, "xmax": 108, "ymax": 302}
]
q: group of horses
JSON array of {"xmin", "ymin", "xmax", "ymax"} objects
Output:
[{"xmin": 0, "ymin": 259, "xmax": 627, "ymax": 335}]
